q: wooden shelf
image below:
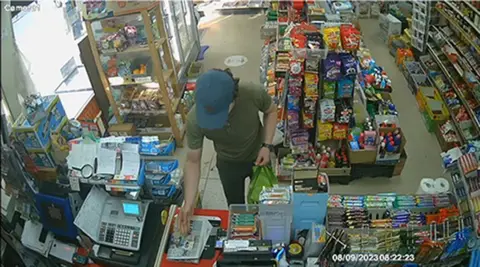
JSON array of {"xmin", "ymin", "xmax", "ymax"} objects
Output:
[
  {"xmin": 108, "ymin": 70, "xmax": 173, "ymax": 87},
  {"xmin": 100, "ymin": 38, "xmax": 166, "ymax": 56},
  {"xmin": 84, "ymin": 4, "xmax": 185, "ymax": 145}
]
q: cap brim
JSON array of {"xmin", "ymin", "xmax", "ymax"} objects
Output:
[{"xmin": 196, "ymin": 105, "xmax": 229, "ymax": 130}]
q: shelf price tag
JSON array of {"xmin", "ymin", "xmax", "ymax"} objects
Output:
[{"xmin": 134, "ymin": 76, "xmax": 152, "ymax": 83}]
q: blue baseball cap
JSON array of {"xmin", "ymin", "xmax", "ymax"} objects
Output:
[{"xmin": 195, "ymin": 69, "xmax": 235, "ymax": 129}]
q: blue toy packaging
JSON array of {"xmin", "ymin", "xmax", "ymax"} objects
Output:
[{"xmin": 13, "ymin": 95, "xmax": 66, "ymax": 151}]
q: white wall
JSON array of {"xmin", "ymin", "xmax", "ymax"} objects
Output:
[{"xmin": 1, "ymin": 1, "xmax": 37, "ymax": 121}]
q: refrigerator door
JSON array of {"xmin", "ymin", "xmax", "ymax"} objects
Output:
[
  {"xmin": 161, "ymin": 0, "xmax": 182, "ymax": 67},
  {"xmin": 162, "ymin": 0, "xmax": 200, "ymax": 80}
]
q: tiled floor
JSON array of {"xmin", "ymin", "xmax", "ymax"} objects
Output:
[{"xmin": 176, "ymin": 16, "xmax": 447, "ymax": 209}]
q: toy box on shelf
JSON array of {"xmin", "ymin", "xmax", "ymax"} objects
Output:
[
  {"xmin": 12, "ymin": 95, "xmax": 66, "ymax": 151},
  {"xmin": 75, "ymin": 96, "xmax": 106, "ymax": 137},
  {"xmin": 27, "ymin": 144, "xmax": 56, "ymax": 170}
]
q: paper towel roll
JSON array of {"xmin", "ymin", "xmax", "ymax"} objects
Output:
[
  {"xmin": 417, "ymin": 178, "xmax": 436, "ymax": 195},
  {"xmin": 434, "ymin": 178, "xmax": 450, "ymax": 194}
]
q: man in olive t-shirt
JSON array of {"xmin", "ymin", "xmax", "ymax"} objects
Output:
[{"xmin": 178, "ymin": 68, "xmax": 277, "ymax": 235}]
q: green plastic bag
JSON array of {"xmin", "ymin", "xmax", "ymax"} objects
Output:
[{"xmin": 247, "ymin": 166, "xmax": 278, "ymax": 204}]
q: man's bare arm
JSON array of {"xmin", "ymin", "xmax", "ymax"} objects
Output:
[
  {"xmin": 183, "ymin": 148, "xmax": 202, "ymax": 209},
  {"xmin": 262, "ymin": 103, "xmax": 277, "ymax": 144}
]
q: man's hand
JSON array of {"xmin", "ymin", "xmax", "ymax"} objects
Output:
[
  {"xmin": 178, "ymin": 205, "xmax": 193, "ymax": 235},
  {"xmin": 255, "ymin": 147, "xmax": 271, "ymax": 166}
]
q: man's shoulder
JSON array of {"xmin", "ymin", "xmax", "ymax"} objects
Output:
[{"xmin": 238, "ymin": 82, "xmax": 263, "ymax": 97}]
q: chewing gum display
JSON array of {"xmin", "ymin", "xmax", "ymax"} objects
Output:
[{"xmin": 229, "ymin": 213, "xmax": 259, "ymax": 240}]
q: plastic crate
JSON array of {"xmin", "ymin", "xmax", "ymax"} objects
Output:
[
  {"xmin": 425, "ymin": 98, "xmax": 449, "ymax": 121},
  {"xmin": 421, "ymin": 110, "xmax": 436, "ymax": 133},
  {"xmin": 259, "ymin": 203, "xmax": 293, "ymax": 244},
  {"xmin": 404, "ymin": 61, "xmax": 426, "ymax": 76}
]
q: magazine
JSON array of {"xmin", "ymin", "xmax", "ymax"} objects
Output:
[{"xmin": 167, "ymin": 217, "xmax": 213, "ymax": 261}]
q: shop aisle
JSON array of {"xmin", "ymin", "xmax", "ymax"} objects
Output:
[
  {"xmin": 180, "ymin": 16, "xmax": 447, "ymax": 210},
  {"xmin": 329, "ymin": 19, "xmax": 446, "ymax": 195}
]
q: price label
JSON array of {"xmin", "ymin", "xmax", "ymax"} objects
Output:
[
  {"xmin": 134, "ymin": 76, "xmax": 152, "ymax": 83},
  {"xmin": 69, "ymin": 176, "xmax": 80, "ymax": 191}
]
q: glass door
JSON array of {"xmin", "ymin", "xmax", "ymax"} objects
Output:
[
  {"xmin": 173, "ymin": 0, "xmax": 193, "ymax": 60},
  {"xmin": 161, "ymin": 0, "xmax": 200, "ymax": 79},
  {"xmin": 161, "ymin": 0, "xmax": 182, "ymax": 67}
]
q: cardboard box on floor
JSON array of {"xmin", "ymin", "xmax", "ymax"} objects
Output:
[
  {"xmin": 393, "ymin": 150, "xmax": 408, "ymax": 176},
  {"xmin": 348, "ymin": 145, "xmax": 377, "ymax": 164}
]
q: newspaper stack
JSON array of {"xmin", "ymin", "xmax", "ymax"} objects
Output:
[{"xmin": 167, "ymin": 218, "xmax": 213, "ymax": 263}]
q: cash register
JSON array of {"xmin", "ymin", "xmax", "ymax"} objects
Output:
[{"xmin": 97, "ymin": 199, "xmax": 149, "ymax": 251}]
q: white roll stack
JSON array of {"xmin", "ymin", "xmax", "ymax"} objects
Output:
[{"xmin": 416, "ymin": 177, "xmax": 451, "ymax": 195}]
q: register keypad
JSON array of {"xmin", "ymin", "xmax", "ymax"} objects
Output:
[{"xmin": 98, "ymin": 223, "xmax": 141, "ymax": 250}]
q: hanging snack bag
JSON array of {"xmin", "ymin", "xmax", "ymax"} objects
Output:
[
  {"xmin": 304, "ymin": 73, "xmax": 319, "ymax": 96},
  {"xmin": 287, "ymin": 111, "xmax": 300, "ymax": 130},
  {"xmin": 323, "ymin": 81, "xmax": 336, "ymax": 99},
  {"xmin": 323, "ymin": 27, "xmax": 341, "ymax": 50},
  {"xmin": 340, "ymin": 24, "xmax": 361, "ymax": 51},
  {"xmin": 332, "ymin": 123, "xmax": 348, "ymax": 140},
  {"xmin": 287, "ymin": 95, "xmax": 300, "ymax": 111},
  {"xmin": 306, "ymin": 58, "xmax": 320, "ymax": 72},
  {"xmin": 304, "ymin": 96, "xmax": 317, "ymax": 114},
  {"xmin": 303, "ymin": 112, "xmax": 315, "ymax": 128},
  {"xmin": 319, "ymin": 99, "xmax": 336, "ymax": 122},
  {"xmin": 322, "ymin": 53, "xmax": 342, "ymax": 81},
  {"xmin": 336, "ymin": 106, "xmax": 353, "ymax": 124},
  {"xmin": 340, "ymin": 53, "xmax": 357, "ymax": 76},
  {"xmin": 317, "ymin": 122, "xmax": 333, "ymax": 141},
  {"xmin": 337, "ymin": 78, "xmax": 354, "ymax": 98},
  {"xmin": 290, "ymin": 60, "xmax": 304, "ymax": 76},
  {"xmin": 289, "ymin": 76, "xmax": 303, "ymax": 88}
]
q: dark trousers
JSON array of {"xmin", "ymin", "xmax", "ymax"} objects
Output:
[{"xmin": 216, "ymin": 158, "xmax": 254, "ymax": 206}]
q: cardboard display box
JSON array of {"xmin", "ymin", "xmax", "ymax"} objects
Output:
[
  {"xmin": 109, "ymin": 123, "xmax": 137, "ymax": 136},
  {"xmin": 393, "ymin": 150, "xmax": 408, "ymax": 176},
  {"xmin": 348, "ymin": 145, "xmax": 377, "ymax": 164},
  {"xmin": 376, "ymin": 127, "xmax": 407, "ymax": 164}
]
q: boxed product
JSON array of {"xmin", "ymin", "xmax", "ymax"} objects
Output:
[
  {"xmin": 28, "ymin": 144, "xmax": 56, "ymax": 169},
  {"xmin": 393, "ymin": 150, "xmax": 408, "ymax": 176},
  {"xmin": 348, "ymin": 145, "xmax": 377, "ymax": 164},
  {"xmin": 109, "ymin": 123, "xmax": 137, "ymax": 136},
  {"xmin": 376, "ymin": 127, "xmax": 407, "ymax": 164},
  {"xmin": 13, "ymin": 95, "xmax": 66, "ymax": 150}
]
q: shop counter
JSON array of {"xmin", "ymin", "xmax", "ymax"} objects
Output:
[{"xmin": 158, "ymin": 208, "xmax": 229, "ymax": 267}]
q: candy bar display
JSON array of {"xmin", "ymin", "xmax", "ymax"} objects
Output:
[
  {"xmin": 327, "ymin": 194, "xmax": 456, "ymax": 230},
  {"xmin": 83, "ymin": 2, "xmax": 185, "ymax": 143}
]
